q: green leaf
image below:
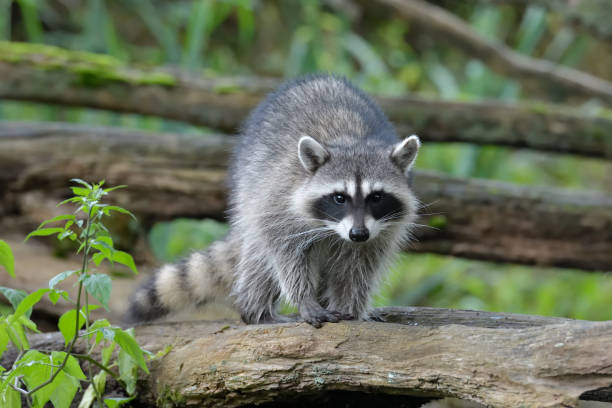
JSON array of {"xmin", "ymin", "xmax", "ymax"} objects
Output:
[
  {"xmin": 25, "ymin": 227, "xmax": 64, "ymax": 241},
  {"xmin": 118, "ymin": 346, "xmax": 138, "ymax": 395},
  {"xmin": 0, "ymin": 287, "xmax": 27, "ymax": 311},
  {"xmin": 103, "ymin": 185, "xmax": 126, "ymax": 193},
  {"xmin": 79, "ymin": 371, "xmax": 106, "ymax": 408},
  {"xmin": 101, "ymin": 341, "xmax": 115, "ymax": 365},
  {"xmin": 49, "ymin": 370, "xmax": 80, "ymax": 408},
  {"xmin": 91, "ymin": 236, "xmax": 114, "ymax": 262},
  {"xmin": 88, "ymin": 318, "xmax": 111, "ymax": 345},
  {"xmin": 48, "ymin": 289, "xmax": 69, "ymax": 305},
  {"xmin": 0, "ymin": 323, "xmax": 8, "ymax": 359},
  {"xmin": 11, "ymin": 288, "xmax": 51, "ymax": 319},
  {"xmin": 92, "ymin": 252, "xmax": 106, "ymax": 266},
  {"xmin": 96, "ymin": 236, "xmax": 114, "ymax": 247},
  {"xmin": 82, "ymin": 274, "xmax": 112, "ymax": 310},
  {"xmin": 4, "ymin": 320, "xmax": 26, "ymax": 350},
  {"xmin": 104, "ymin": 396, "xmax": 135, "ymax": 408},
  {"xmin": 112, "ymin": 250, "xmax": 138, "ymax": 274},
  {"xmin": 71, "ymin": 186, "xmax": 91, "ymax": 197},
  {"xmin": 0, "ymin": 382, "xmax": 20, "ymax": 408},
  {"xmin": 101, "ymin": 327, "xmax": 115, "ymax": 341},
  {"xmin": 102, "ymin": 205, "xmax": 136, "ymax": 220},
  {"xmin": 57, "ymin": 196, "xmax": 83, "ymax": 206},
  {"xmin": 70, "ymin": 178, "xmax": 92, "ymax": 189},
  {"xmin": 18, "ymin": 315, "xmax": 39, "ymax": 333},
  {"xmin": 37, "ymin": 214, "xmax": 75, "ymax": 229},
  {"xmin": 49, "ymin": 270, "xmax": 78, "ymax": 289},
  {"xmin": 52, "ymin": 351, "xmax": 86, "ymax": 380},
  {"xmin": 78, "ymin": 383, "xmax": 96, "ymax": 408},
  {"xmin": 0, "ymin": 240, "xmax": 15, "ymax": 278},
  {"xmin": 58, "ymin": 305, "xmax": 99, "ymax": 345},
  {"xmin": 10, "ymin": 319, "xmax": 29, "ymax": 349},
  {"xmin": 114, "ymin": 328, "xmax": 149, "ymax": 373},
  {"xmin": 17, "ymin": 350, "xmax": 57, "ymax": 407},
  {"xmin": 58, "ymin": 309, "xmax": 83, "ymax": 346},
  {"xmin": 15, "ymin": 351, "xmax": 83, "ymax": 408}
]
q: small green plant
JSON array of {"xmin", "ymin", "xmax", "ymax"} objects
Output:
[{"xmin": 0, "ymin": 180, "xmax": 154, "ymax": 408}]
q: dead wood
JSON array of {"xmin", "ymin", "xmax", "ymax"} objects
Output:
[
  {"xmin": 1, "ymin": 308, "xmax": 610, "ymax": 407},
  {"xmin": 2, "ymin": 121, "xmax": 612, "ymax": 271},
  {"xmin": 2, "ymin": 42, "xmax": 612, "ymax": 158}
]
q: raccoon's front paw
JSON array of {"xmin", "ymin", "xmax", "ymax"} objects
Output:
[{"xmin": 299, "ymin": 302, "xmax": 353, "ymax": 328}]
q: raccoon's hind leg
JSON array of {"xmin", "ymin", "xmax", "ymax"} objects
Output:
[{"xmin": 125, "ymin": 241, "xmax": 234, "ymax": 323}]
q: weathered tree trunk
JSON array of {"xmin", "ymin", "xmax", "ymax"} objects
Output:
[
  {"xmin": 2, "ymin": 121, "xmax": 612, "ymax": 271},
  {"xmin": 2, "ymin": 308, "xmax": 611, "ymax": 407},
  {"xmin": 2, "ymin": 42, "xmax": 612, "ymax": 158}
]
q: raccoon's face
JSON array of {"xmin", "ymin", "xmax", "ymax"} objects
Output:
[{"xmin": 293, "ymin": 134, "xmax": 420, "ymax": 243}]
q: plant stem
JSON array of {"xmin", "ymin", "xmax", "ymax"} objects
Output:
[
  {"xmin": 23, "ymin": 205, "xmax": 94, "ymax": 396},
  {"xmin": 73, "ymin": 354, "xmax": 122, "ymax": 383}
]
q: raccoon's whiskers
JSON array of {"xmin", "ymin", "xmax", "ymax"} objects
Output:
[
  {"xmin": 408, "ymin": 222, "xmax": 440, "ymax": 231},
  {"xmin": 417, "ymin": 198, "xmax": 440, "ymax": 211},
  {"xmin": 286, "ymin": 227, "xmax": 334, "ymax": 240}
]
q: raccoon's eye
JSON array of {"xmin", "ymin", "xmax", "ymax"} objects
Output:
[
  {"xmin": 333, "ymin": 193, "xmax": 347, "ymax": 205},
  {"xmin": 370, "ymin": 192, "xmax": 384, "ymax": 203}
]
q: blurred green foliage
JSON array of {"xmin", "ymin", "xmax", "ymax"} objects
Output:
[
  {"xmin": 2, "ymin": 0, "xmax": 611, "ymax": 320},
  {"xmin": 2, "ymin": 0, "xmax": 609, "ymax": 190},
  {"xmin": 375, "ymin": 253, "xmax": 612, "ymax": 320},
  {"xmin": 149, "ymin": 219, "xmax": 229, "ymax": 263}
]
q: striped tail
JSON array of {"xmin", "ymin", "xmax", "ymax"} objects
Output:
[{"xmin": 125, "ymin": 239, "xmax": 236, "ymax": 323}]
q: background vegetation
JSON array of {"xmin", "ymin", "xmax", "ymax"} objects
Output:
[{"xmin": 1, "ymin": 0, "xmax": 611, "ymax": 320}]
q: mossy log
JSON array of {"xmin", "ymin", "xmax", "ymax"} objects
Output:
[
  {"xmin": 2, "ymin": 121, "xmax": 612, "ymax": 271},
  {"xmin": 2, "ymin": 42, "xmax": 612, "ymax": 159},
  {"xmin": 378, "ymin": 0, "xmax": 612, "ymax": 104},
  {"xmin": 1, "ymin": 308, "xmax": 611, "ymax": 407}
]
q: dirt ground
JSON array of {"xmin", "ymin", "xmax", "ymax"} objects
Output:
[{"xmin": 0, "ymin": 234, "xmax": 239, "ymax": 330}]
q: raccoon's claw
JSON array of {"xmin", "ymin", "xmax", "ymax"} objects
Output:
[
  {"xmin": 300, "ymin": 304, "xmax": 354, "ymax": 328},
  {"xmin": 366, "ymin": 309, "xmax": 385, "ymax": 322},
  {"xmin": 330, "ymin": 310, "xmax": 355, "ymax": 321}
]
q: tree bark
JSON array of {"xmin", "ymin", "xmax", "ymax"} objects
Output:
[
  {"xmin": 2, "ymin": 42, "xmax": 612, "ymax": 158},
  {"xmin": 2, "ymin": 121, "xmax": 612, "ymax": 271},
  {"xmin": 1, "ymin": 308, "xmax": 611, "ymax": 407},
  {"xmin": 377, "ymin": 0, "xmax": 612, "ymax": 103}
]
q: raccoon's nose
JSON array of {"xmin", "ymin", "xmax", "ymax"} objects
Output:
[{"xmin": 349, "ymin": 227, "xmax": 369, "ymax": 242}]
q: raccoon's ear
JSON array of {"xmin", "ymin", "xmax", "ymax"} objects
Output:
[
  {"xmin": 390, "ymin": 135, "xmax": 420, "ymax": 176},
  {"xmin": 298, "ymin": 136, "xmax": 329, "ymax": 173}
]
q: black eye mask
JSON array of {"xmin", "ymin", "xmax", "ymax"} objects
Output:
[{"xmin": 311, "ymin": 191, "xmax": 404, "ymax": 222}]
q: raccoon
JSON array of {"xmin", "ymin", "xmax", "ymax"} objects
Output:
[{"xmin": 127, "ymin": 74, "xmax": 421, "ymax": 327}]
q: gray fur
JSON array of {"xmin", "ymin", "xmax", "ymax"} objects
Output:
[{"xmin": 126, "ymin": 74, "xmax": 420, "ymax": 327}]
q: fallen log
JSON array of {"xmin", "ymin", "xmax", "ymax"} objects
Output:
[
  {"xmin": 1, "ymin": 308, "xmax": 611, "ymax": 407},
  {"xmin": 2, "ymin": 42, "xmax": 612, "ymax": 159},
  {"xmin": 2, "ymin": 121, "xmax": 612, "ymax": 271}
]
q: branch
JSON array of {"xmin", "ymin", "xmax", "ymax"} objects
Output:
[
  {"xmin": 2, "ymin": 42, "xmax": 612, "ymax": 158},
  {"xmin": 377, "ymin": 0, "xmax": 612, "ymax": 104},
  {"xmin": 1, "ymin": 308, "xmax": 611, "ymax": 407},
  {"xmin": 482, "ymin": 0, "xmax": 612, "ymax": 40},
  {"xmin": 2, "ymin": 121, "xmax": 611, "ymax": 271}
]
